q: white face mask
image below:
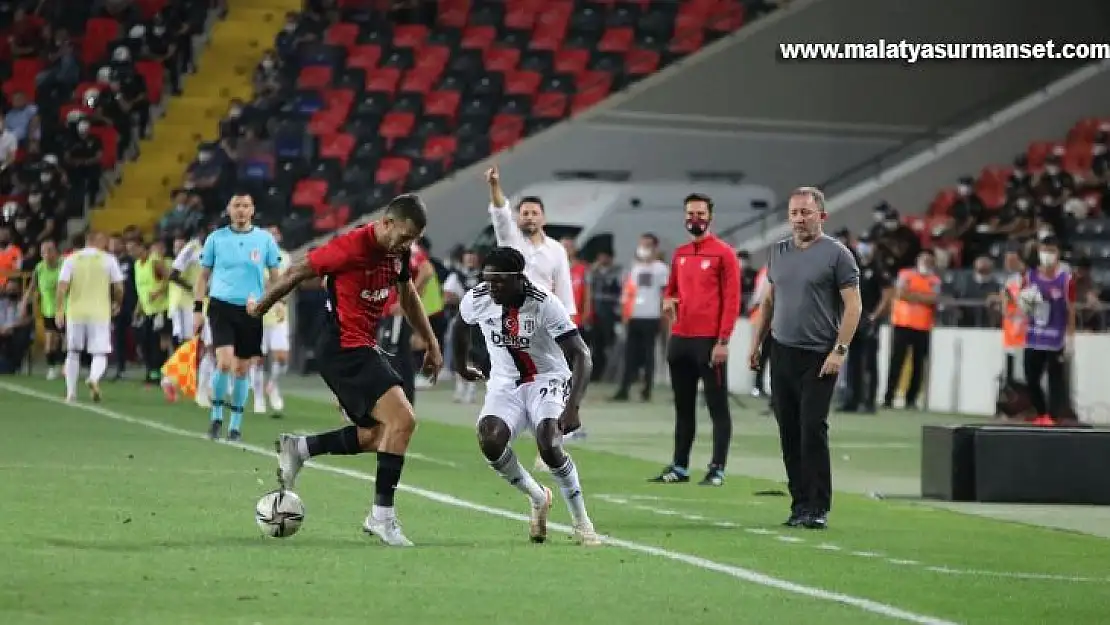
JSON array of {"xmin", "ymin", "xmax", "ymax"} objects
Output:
[
  {"xmin": 1038, "ymin": 227, "xmax": 1053, "ymax": 240},
  {"xmin": 957, "ymin": 184, "xmax": 971, "ymax": 196},
  {"xmin": 635, "ymin": 246, "xmax": 652, "ymax": 260},
  {"xmin": 262, "ymin": 58, "xmax": 274, "ymax": 70},
  {"xmin": 1016, "ymin": 198, "xmax": 1030, "ymax": 210},
  {"xmin": 1039, "ymin": 251, "xmax": 1057, "ymax": 267},
  {"xmin": 917, "ymin": 262, "xmax": 931, "ymax": 274}
]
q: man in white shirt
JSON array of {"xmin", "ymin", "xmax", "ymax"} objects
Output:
[
  {"xmin": 484, "ymin": 166, "xmax": 576, "ymax": 316},
  {"xmin": 484, "ymin": 166, "xmax": 584, "ymax": 466},
  {"xmin": 613, "ymin": 233, "xmax": 669, "ymax": 402}
]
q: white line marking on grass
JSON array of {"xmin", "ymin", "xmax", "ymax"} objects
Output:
[
  {"xmin": 593, "ymin": 492, "xmax": 1110, "ymax": 584},
  {"xmin": 0, "ymin": 382, "xmax": 957, "ymax": 625}
]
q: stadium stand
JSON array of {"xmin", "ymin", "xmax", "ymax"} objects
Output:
[{"xmin": 152, "ymin": 0, "xmax": 762, "ymax": 250}]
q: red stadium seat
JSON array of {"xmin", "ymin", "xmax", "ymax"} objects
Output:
[
  {"xmin": 414, "ymin": 45, "xmax": 451, "ymax": 72},
  {"xmin": 82, "ymin": 18, "xmax": 120, "ymax": 66},
  {"xmin": 424, "ymin": 90, "xmax": 462, "ymax": 117},
  {"xmin": 379, "ymin": 112, "xmax": 416, "ymax": 140},
  {"xmin": 533, "ymin": 93, "xmax": 568, "ymax": 119},
  {"xmin": 670, "ymin": 29, "xmax": 705, "ymax": 54},
  {"xmin": 308, "ymin": 109, "xmax": 345, "ymax": 135},
  {"xmin": 675, "ymin": 4, "xmax": 710, "ymax": 30},
  {"xmin": 347, "ymin": 44, "xmax": 383, "ymax": 71},
  {"xmin": 575, "ymin": 70, "xmax": 612, "ymax": 94},
  {"xmin": 365, "ymin": 67, "xmax": 402, "ymax": 94},
  {"xmin": 484, "ymin": 47, "xmax": 520, "ymax": 73},
  {"xmin": 12, "ymin": 58, "xmax": 43, "ymax": 81},
  {"xmin": 928, "ymin": 189, "xmax": 958, "ymax": 217},
  {"xmin": 293, "ymin": 179, "xmax": 329, "ymax": 206},
  {"xmin": 625, "ymin": 49, "xmax": 660, "ymax": 75},
  {"xmin": 571, "ymin": 90, "xmax": 608, "ymax": 114},
  {"xmin": 88, "ymin": 125, "xmax": 118, "ymax": 170},
  {"xmin": 1064, "ymin": 141, "xmax": 1093, "ymax": 174},
  {"xmin": 504, "ymin": 5, "xmax": 537, "ymax": 30},
  {"xmin": 462, "ymin": 26, "xmax": 497, "ymax": 50},
  {"xmin": 325, "ymin": 23, "xmax": 359, "ymax": 49},
  {"xmin": 505, "ymin": 71, "xmax": 542, "ymax": 96},
  {"xmin": 323, "ymin": 88, "xmax": 355, "ymax": 117},
  {"xmin": 319, "ymin": 133, "xmax": 356, "ymax": 166},
  {"xmin": 297, "ymin": 66, "xmax": 333, "ymax": 89},
  {"xmin": 2, "ymin": 77, "xmax": 34, "ymax": 102},
  {"xmin": 136, "ymin": 0, "xmax": 169, "ymax": 20},
  {"xmin": 491, "ymin": 113, "xmax": 525, "ymax": 135},
  {"xmin": 424, "ymin": 136, "xmax": 458, "ymax": 160},
  {"xmin": 554, "ymin": 49, "xmax": 589, "ymax": 74},
  {"xmin": 978, "ymin": 186, "xmax": 1006, "ymax": 210},
  {"xmin": 135, "ymin": 60, "xmax": 165, "ymax": 104},
  {"xmin": 708, "ymin": 2, "xmax": 745, "ymax": 32},
  {"xmin": 376, "ymin": 157, "xmax": 412, "ymax": 185},
  {"xmin": 392, "ymin": 25, "xmax": 429, "ymax": 48},
  {"xmin": 598, "ymin": 27, "xmax": 634, "ymax": 53},
  {"xmin": 530, "ymin": 19, "xmax": 568, "ymax": 51},
  {"xmin": 1068, "ymin": 117, "xmax": 1105, "ymax": 143},
  {"xmin": 1025, "ymin": 141, "xmax": 1058, "ymax": 170},
  {"xmin": 400, "ymin": 69, "xmax": 439, "ymax": 94},
  {"xmin": 437, "ymin": 0, "xmax": 470, "ymax": 28}
]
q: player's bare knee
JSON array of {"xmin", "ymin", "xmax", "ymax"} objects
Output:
[
  {"xmin": 476, "ymin": 416, "xmax": 510, "ymax": 460},
  {"xmin": 535, "ymin": 420, "xmax": 566, "ymax": 467},
  {"xmin": 356, "ymin": 425, "xmax": 383, "ymax": 451}
]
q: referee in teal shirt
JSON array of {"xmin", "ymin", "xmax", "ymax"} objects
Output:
[{"xmin": 193, "ymin": 194, "xmax": 282, "ymax": 441}]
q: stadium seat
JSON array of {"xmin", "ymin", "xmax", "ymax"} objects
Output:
[
  {"xmin": 461, "ymin": 26, "xmax": 497, "ymax": 50},
  {"xmin": 325, "ymin": 22, "xmax": 359, "ymax": 49},
  {"xmin": 293, "ymin": 179, "xmax": 329, "ymax": 206},
  {"xmin": 598, "ymin": 27, "xmax": 635, "ymax": 53},
  {"xmin": 319, "ymin": 133, "xmax": 356, "ymax": 166},
  {"xmin": 380, "ymin": 112, "xmax": 416, "ymax": 141},
  {"xmin": 298, "ymin": 66, "xmax": 333, "ymax": 90},
  {"xmin": 484, "ymin": 47, "xmax": 521, "ymax": 72},
  {"xmin": 376, "ymin": 157, "xmax": 412, "ymax": 186},
  {"xmin": 135, "ymin": 60, "xmax": 165, "ymax": 104},
  {"xmin": 393, "ymin": 25, "xmax": 430, "ymax": 48},
  {"xmin": 366, "ymin": 68, "xmax": 403, "ymax": 94},
  {"xmin": 505, "ymin": 70, "xmax": 542, "ymax": 96},
  {"xmin": 424, "ymin": 135, "xmax": 458, "ymax": 161},
  {"xmin": 347, "ymin": 45, "xmax": 383, "ymax": 71},
  {"xmin": 929, "ymin": 189, "xmax": 958, "ymax": 217},
  {"xmin": 424, "ymin": 90, "xmax": 462, "ymax": 118}
]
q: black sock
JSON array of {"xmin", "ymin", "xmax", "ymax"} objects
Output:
[
  {"xmin": 374, "ymin": 452, "xmax": 405, "ymax": 507},
  {"xmin": 306, "ymin": 425, "xmax": 362, "ymax": 457}
]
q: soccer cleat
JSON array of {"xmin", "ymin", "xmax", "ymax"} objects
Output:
[
  {"xmin": 363, "ymin": 515, "xmax": 414, "ymax": 547},
  {"xmin": 572, "ymin": 522, "xmax": 603, "ymax": 547},
  {"xmin": 648, "ymin": 466, "xmax": 690, "ymax": 483},
  {"xmin": 266, "ymin": 381, "xmax": 284, "ymax": 413},
  {"xmin": 86, "ymin": 380, "xmax": 101, "ymax": 403},
  {"xmin": 529, "ymin": 486, "xmax": 553, "ymax": 544},
  {"xmin": 802, "ymin": 512, "xmax": 828, "ymax": 530},
  {"xmin": 227, "ymin": 430, "xmax": 242, "ymax": 442},
  {"xmin": 208, "ymin": 420, "xmax": 222, "ymax": 441},
  {"xmin": 699, "ymin": 467, "xmax": 725, "ymax": 487},
  {"xmin": 275, "ymin": 434, "xmax": 306, "ymax": 490},
  {"xmin": 782, "ymin": 511, "xmax": 806, "ymax": 528}
]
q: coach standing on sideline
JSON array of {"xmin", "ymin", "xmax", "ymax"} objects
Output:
[
  {"xmin": 649, "ymin": 193, "xmax": 740, "ymax": 487},
  {"xmin": 749, "ymin": 187, "xmax": 862, "ymax": 530}
]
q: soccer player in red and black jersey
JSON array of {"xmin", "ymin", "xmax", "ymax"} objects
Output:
[{"xmin": 249, "ymin": 194, "xmax": 443, "ymax": 546}]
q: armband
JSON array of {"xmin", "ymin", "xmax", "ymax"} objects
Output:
[{"xmin": 194, "ymin": 301, "xmax": 204, "ymax": 313}]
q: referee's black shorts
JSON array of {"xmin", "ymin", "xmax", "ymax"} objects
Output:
[
  {"xmin": 207, "ymin": 297, "xmax": 263, "ymax": 359},
  {"xmin": 317, "ymin": 336, "xmax": 405, "ymax": 429}
]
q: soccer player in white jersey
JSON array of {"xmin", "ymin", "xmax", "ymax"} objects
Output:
[
  {"xmin": 55, "ymin": 232, "xmax": 124, "ymax": 402},
  {"xmin": 484, "ymin": 165, "xmax": 587, "ymax": 466},
  {"xmin": 253, "ymin": 226, "xmax": 291, "ymax": 415},
  {"xmin": 452, "ymin": 247, "xmax": 601, "ymax": 546}
]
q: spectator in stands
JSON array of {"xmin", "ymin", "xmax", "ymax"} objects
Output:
[
  {"xmin": 112, "ymin": 46, "xmax": 152, "ymax": 139},
  {"xmin": 944, "ymin": 175, "xmax": 986, "ymax": 263},
  {"xmin": 5, "ymin": 92, "xmax": 39, "ymax": 146},
  {"xmin": 147, "ymin": 12, "xmax": 182, "ymax": 95},
  {"xmin": 0, "ymin": 118, "xmax": 18, "ymax": 169},
  {"xmin": 159, "ymin": 189, "xmax": 202, "ymax": 236},
  {"xmin": 1036, "ymin": 154, "xmax": 1074, "ymax": 249},
  {"xmin": 1006, "ymin": 155, "xmax": 1035, "ymax": 200},
  {"xmin": 253, "ymin": 50, "xmax": 282, "ymax": 98},
  {"xmin": 994, "ymin": 191, "xmax": 1037, "ymax": 245},
  {"xmin": 874, "ymin": 206, "xmax": 919, "ymax": 273},
  {"xmin": 22, "ymin": 189, "xmax": 57, "ymax": 247},
  {"xmin": 950, "ymin": 255, "xmax": 1002, "ymax": 328},
  {"xmin": 97, "ymin": 0, "xmax": 141, "ymax": 24},
  {"xmin": 35, "ymin": 26, "xmax": 78, "ymax": 92},
  {"xmin": 37, "ymin": 154, "xmax": 70, "ymax": 218},
  {"xmin": 87, "ymin": 76, "xmax": 133, "ymax": 161},
  {"xmin": 110, "ymin": 232, "xmax": 137, "ymax": 379},
  {"xmin": 10, "ymin": 5, "xmax": 45, "ymax": 58},
  {"xmin": 0, "ymin": 277, "xmax": 32, "ymax": 374},
  {"xmin": 63, "ymin": 119, "xmax": 103, "ymax": 210},
  {"xmin": 275, "ymin": 11, "xmax": 314, "ymax": 62},
  {"xmin": 184, "ymin": 144, "xmax": 223, "ymax": 212}
]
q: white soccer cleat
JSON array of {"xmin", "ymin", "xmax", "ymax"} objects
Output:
[
  {"xmin": 573, "ymin": 522, "xmax": 603, "ymax": 547},
  {"xmin": 529, "ymin": 486, "xmax": 553, "ymax": 543},
  {"xmin": 363, "ymin": 515, "xmax": 414, "ymax": 547},
  {"xmin": 274, "ymin": 434, "xmax": 305, "ymax": 490},
  {"xmin": 266, "ymin": 381, "xmax": 284, "ymax": 412}
]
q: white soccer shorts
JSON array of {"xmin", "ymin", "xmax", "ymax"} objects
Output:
[
  {"xmin": 478, "ymin": 375, "xmax": 569, "ymax": 439},
  {"xmin": 170, "ymin": 307, "xmax": 194, "ymax": 340},
  {"xmin": 65, "ymin": 321, "xmax": 112, "ymax": 355},
  {"xmin": 262, "ymin": 322, "xmax": 290, "ymax": 354}
]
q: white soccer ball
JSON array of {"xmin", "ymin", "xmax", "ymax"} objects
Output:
[
  {"xmin": 1018, "ymin": 286, "xmax": 1043, "ymax": 313},
  {"xmin": 255, "ymin": 489, "xmax": 305, "ymax": 538}
]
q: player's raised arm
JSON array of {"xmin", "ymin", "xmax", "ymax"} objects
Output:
[{"xmin": 485, "ymin": 165, "xmax": 525, "ymax": 247}]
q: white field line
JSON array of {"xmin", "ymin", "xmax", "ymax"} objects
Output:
[
  {"xmin": 1, "ymin": 381, "xmax": 956, "ymax": 625},
  {"xmin": 592, "ymin": 494, "xmax": 1110, "ymax": 584}
]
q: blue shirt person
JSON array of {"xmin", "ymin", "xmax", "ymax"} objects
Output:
[{"xmin": 200, "ymin": 226, "xmax": 282, "ymax": 306}]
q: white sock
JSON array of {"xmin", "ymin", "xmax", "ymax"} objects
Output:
[
  {"xmin": 270, "ymin": 360, "xmax": 286, "ymax": 391},
  {"xmin": 64, "ymin": 352, "xmax": 80, "ymax": 397},
  {"xmin": 371, "ymin": 504, "xmax": 394, "ymax": 521},
  {"xmin": 490, "ymin": 447, "xmax": 548, "ymax": 506},
  {"xmin": 250, "ymin": 363, "xmax": 264, "ymax": 398},
  {"xmin": 198, "ymin": 354, "xmax": 214, "ymax": 392},
  {"xmin": 295, "ymin": 436, "xmax": 309, "ymax": 459},
  {"xmin": 89, "ymin": 355, "xmax": 107, "ymax": 383},
  {"xmin": 551, "ymin": 455, "xmax": 590, "ymax": 525}
]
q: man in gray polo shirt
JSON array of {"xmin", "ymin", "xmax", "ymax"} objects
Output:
[{"xmin": 749, "ymin": 187, "xmax": 862, "ymax": 530}]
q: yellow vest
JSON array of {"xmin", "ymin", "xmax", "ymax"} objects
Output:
[
  {"xmin": 136, "ymin": 255, "xmax": 169, "ymax": 315},
  {"xmin": 168, "ymin": 240, "xmax": 203, "ymax": 311},
  {"xmin": 66, "ymin": 249, "xmax": 113, "ymax": 323},
  {"xmin": 263, "ymin": 249, "xmax": 291, "ymax": 327}
]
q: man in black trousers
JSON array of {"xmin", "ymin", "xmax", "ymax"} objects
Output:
[
  {"xmin": 839, "ymin": 238, "xmax": 893, "ymax": 413},
  {"xmin": 749, "ymin": 187, "xmax": 862, "ymax": 529}
]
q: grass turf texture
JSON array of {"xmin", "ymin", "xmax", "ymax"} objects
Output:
[{"xmin": 2, "ymin": 377, "xmax": 1109, "ymax": 625}]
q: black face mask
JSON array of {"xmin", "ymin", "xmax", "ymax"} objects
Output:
[{"xmin": 685, "ymin": 218, "xmax": 709, "ymax": 236}]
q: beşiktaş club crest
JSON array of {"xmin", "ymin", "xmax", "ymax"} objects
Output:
[
  {"xmin": 520, "ymin": 315, "xmax": 536, "ymax": 334},
  {"xmin": 250, "ymin": 249, "xmax": 261, "ymax": 263}
]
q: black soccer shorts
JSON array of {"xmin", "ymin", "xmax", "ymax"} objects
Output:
[
  {"xmin": 317, "ymin": 341, "xmax": 405, "ymax": 429},
  {"xmin": 207, "ymin": 297, "xmax": 263, "ymax": 359}
]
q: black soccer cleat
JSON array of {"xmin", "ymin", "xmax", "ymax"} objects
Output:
[
  {"xmin": 208, "ymin": 420, "xmax": 223, "ymax": 441},
  {"xmin": 782, "ymin": 512, "xmax": 806, "ymax": 528},
  {"xmin": 698, "ymin": 467, "xmax": 725, "ymax": 487},
  {"xmin": 802, "ymin": 512, "xmax": 828, "ymax": 530},
  {"xmin": 227, "ymin": 430, "xmax": 242, "ymax": 442},
  {"xmin": 648, "ymin": 466, "xmax": 690, "ymax": 483}
]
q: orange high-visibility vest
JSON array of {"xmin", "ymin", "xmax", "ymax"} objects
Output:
[
  {"xmin": 1001, "ymin": 278, "xmax": 1026, "ymax": 349},
  {"xmin": 891, "ymin": 269, "xmax": 940, "ymax": 331}
]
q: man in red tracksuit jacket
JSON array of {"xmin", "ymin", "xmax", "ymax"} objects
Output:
[{"xmin": 650, "ymin": 193, "xmax": 741, "ymax": 486}]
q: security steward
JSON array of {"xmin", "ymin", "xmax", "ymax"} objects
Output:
[
  {"xmin": 882, "ymin": 249, "xmax": 941, "ymax": 410},
  {"xmin": 839, "ymin": 238, "xmax": 893, "ymax": 413}
]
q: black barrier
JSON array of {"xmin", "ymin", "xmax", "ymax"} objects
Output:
[{"xmin": 922, "ymin": 423, "xmax": 1110, "ymax": 506}]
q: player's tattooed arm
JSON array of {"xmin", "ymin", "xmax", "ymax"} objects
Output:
[
  {"xmin": 558, "ymin": 331, "xmax": 592, "ymax": 412},
  {"xmin": 253, "ymin": 259, "xmax": 315, "ymax": 316}
]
